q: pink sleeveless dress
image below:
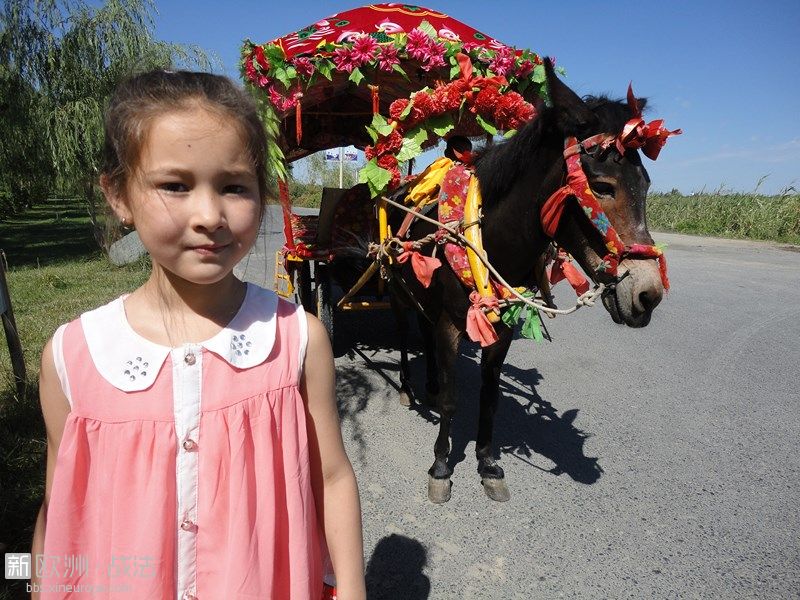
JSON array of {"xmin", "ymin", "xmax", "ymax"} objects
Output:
[{"xmin": 41, "ymin": 283, "xmax": 323, "ymax": 599}]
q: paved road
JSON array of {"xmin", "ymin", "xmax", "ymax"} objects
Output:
[{"xmin": 238, "ymin": 207, "xmax": 800, "ymax": 599}]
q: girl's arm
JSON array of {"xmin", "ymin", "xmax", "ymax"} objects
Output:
[
  {"xmin": 31, "ymin": 337, "xmax": 71, "ymax": 599},
  {"xmin": 301, "ymin": 315, "xmax": 366, "ymax": 600}
]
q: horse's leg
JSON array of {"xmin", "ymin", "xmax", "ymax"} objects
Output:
[
  {"xmin": 391, "ymin": 296, "xmax": 413, "ymax": 406},
  {"xmin": 427, "ymin": 313, "xmax": 460, "ymax": 504},
  {"xmin": 476, "ymin": 324, "xmax": 514, "ymax": 502},
  {"xmin": 417, "ymin": 312, "xmax": 440, "ymax": 406}
]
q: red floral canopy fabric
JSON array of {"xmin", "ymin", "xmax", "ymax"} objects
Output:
[
  {"xmin": 242, "ymin": 4, "xmax": 546, "ymax": 165},
  {"xmin": 269, "ymin": 4, "xmax": 515, "ymax": 62}
]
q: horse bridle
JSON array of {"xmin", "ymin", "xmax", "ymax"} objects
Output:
[{"xmin": 540, "ymin": 87, "xmax": 681, "ymax": 290}]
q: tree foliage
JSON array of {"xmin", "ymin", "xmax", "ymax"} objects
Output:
[{"xmin": 0, "ymin": 0, "xmax": 210, "ymax": 246}]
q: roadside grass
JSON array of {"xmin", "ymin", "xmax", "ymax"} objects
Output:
[
  {"xmin": 0, "ymin": 203, "xmax": 149, "ymax": 598},
  {"xmin": 648, "ymin": 190, "xmax": 800, "ymax": 245},
  {"xmin": 0, "ymin": 198, "xmax": 101, "ymax": 268}
]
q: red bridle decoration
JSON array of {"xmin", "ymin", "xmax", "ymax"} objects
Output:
[
  {"xmin": 540, "ymin": 87, "xmax": 681, "ymax": 292},
  {"xmin": 617, "ymin": 84, "xmax": 682, "ymax": 160}
]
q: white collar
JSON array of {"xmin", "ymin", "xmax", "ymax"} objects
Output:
[{"xmin": 80, "ymin": 283, "xmax": 278, "ymax": 391}]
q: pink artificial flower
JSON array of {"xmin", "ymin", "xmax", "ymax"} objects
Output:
[
  {"xmin": 514, "ymin": 59, "xmax": 535, "ymax": 79},
  {"xmin": 421, "ymin": 39, "xmax": 446, "ymax": 71},
  {"xmin": 268, "ymin": 85, "xmax": 284, "ymax": 107},
  {"xmin": 333, "ymin": 46, "xmax": 358, "ymax": 73},
  {"xmin": 257, "ymin": 74, "xmax": 270, "ymax": 88},
  {"xmin": 461, "ymin": 42, "xmax": 482, "ymax": 54},
  {"xmin": 244, "ymin": 58, "xmax": 258, "ymax": 83},
  {"xmin": 351, "ymin": 34, "xmax": 378, "ymax": 64},
  {"xmin": 489, "ymin": 45, "xmax": 515, "ymax": 76},
  {"xmin": 267, "ymin": 85, "xmax": 297, "ymax": 111},
  {"xmin": 406, "ymin": 28, "xmax": 432, "ymax": 61},
  {"xmin": 376, "ymin": 44, "xmax": 400, "ymax": 72},
  {"xmin": 292, "ymin": 57, "xmax": 315, "ymax": 78}
]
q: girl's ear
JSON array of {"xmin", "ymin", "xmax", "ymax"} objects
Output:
[{"xmin": 100, "ymin": 174, "xmax": 133, "ymax": 224}]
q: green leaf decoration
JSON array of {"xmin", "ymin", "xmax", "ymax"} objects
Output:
[
  {"xmin": 318, "ymin": 59, "xmax": 333, "ymax": 80},
  {"xmin": 286, "ymin": 65, "xmax": 297, "ymax": 80},
  {"xmin": 475, "ymin": 113, "xmax": 498, "ymax": 135},
  {"xmin": 349, "ymin": 67, "xmax": 365, "ymax": 85},
  {"xmin": 263, "ymin": 44, "xmax": 286, "ymax": 63},
  {"xmin": 520, "ymin": 306, "xmax": 543, "ymax": 341},
  {"xmin": 406, "ymin": 126, "xmax": 429, "ymax": 147},
  {"xmin": 503, "ymin": 129, "xmax": 518, "ymax": 139},
  {"xmin": 450, "ymin": 63, "xmax": 461, "ymax": 80},
  {"xmin": 532, "ymin": 64, "xmax": 546, "ymax": 83},
  {"xmin": 396, "ymin": 135, "xmax": 423, "ymax": 162},
  {"xmin": 365, "ymin": 125, "xmax": 378, "ymax": 143},
  {"xmin": 371, "ymin": 114, "xmax": 395, "ymax": 137},
  {"xmin": 501, "ymin": 303, "xmax": 523, "ymax": 328},
  {"xmin": 275, "ymin": 67, "xmax": 291, "ymax": 89},
  {"xmin": 418, "ymin": 20, "xmax": 437, "ymax": 39},
  {"xmin": 426, "ymin": 113, "xmax": 455, "ymax": 137},
  {"xmin": 399, "ymin": 100, "xmax": 413, "ymax": 120},
  {"xmin": 359, "ymin": 159, "xmax": 392, "ymax": 197},
  {"xmin": 392, "ymin": 63, "xmax": 410, "ymax": 81}
]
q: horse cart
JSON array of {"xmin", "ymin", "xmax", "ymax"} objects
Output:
[
  {"xmin": 242, "ymin": 4, "xmax": 680, "ymax": 503},
  {"xmin": 241, "ymin": 3, "xmax": 556, "ymax": 340}
]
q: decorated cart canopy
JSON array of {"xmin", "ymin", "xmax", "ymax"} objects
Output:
[{"xmin": 240, "ymin": 3, "xmax": 556, "ymax": 196}]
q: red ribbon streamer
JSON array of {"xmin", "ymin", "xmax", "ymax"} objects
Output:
[
  {"xmin": 455, "ymin": 53, "xmax": 508, "ymax": 102},
  {"xmin": 397, "ymin": 241, "xmax": 441, "ymax": 288},
  {"xmin": 548, "ymin": 251, "xmax": 590, "ymax": 296},
  {"xmin": 466, "ymin": 291, "xmax": 500, "ymax": 347}
]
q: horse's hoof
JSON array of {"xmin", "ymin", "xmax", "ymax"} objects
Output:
[
  {"xmin": 481, "ymin": 477, "xmax": 511, "ymax": 502},
  {"xmin": 428, "ymin": 476, "xmax": 452, "ymax": 504},
  {"xmin": 399, "ymin": 389, "xmax": 412, "ymax": 407}
]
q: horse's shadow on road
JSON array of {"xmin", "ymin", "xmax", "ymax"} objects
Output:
[{"xmin": 332, "ymin": 310, "xmax": 603, "ymax": 485}]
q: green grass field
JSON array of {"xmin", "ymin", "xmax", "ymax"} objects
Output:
[
  {"xmin": 647, "ymin": 190, "xmax": 800, "ymax": 245},
  {"xmin": 0, "ymin": 200, "xmax": 148, "ymax": 599}
]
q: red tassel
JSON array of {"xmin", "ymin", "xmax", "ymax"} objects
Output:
[
  {"xmin": 369, "ymin": 84, "xmax": 380, "ymax": 115},
  {"xmin": 295, "ymin": 99, "xmax": 302, "ymax": 146},
  {"xmin": 278, "ymin": 178, "xmax": 295, "ymax": 250}
]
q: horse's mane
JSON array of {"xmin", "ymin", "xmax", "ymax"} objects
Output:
[{"xmin": 474, "ymin": 95, "xmax": 644, "ymax": 206}]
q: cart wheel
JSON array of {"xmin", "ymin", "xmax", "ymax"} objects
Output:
[
  {"xmin": 296, "ymin": 261, "xmax": 314, "ymax": 314},
  {"xmin": 315, "ymin": 262, "xmax": 334, "ymax": 341}
]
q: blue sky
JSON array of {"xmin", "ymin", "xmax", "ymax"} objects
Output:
[{"xmin": 154, "ymin": 0, "xmax": 800, "ymax": 194}]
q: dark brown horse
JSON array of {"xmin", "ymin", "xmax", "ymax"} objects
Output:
[{"xmin": 389, "ymin": 61, "xmax": 669, "ymax": 503}]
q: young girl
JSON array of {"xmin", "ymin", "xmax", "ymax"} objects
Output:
[{"xmin": 31, "ymin": 70, "xmax": 365, "ymax": 600}]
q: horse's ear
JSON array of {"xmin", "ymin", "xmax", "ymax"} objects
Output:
[{"xmin": 544, "ymin": 58, "xmax": 598, "ymax": 136}]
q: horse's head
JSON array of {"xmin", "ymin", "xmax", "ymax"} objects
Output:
[{"xmin": 540, "ymin": 60, "xmax": 676, "ymax": 328}]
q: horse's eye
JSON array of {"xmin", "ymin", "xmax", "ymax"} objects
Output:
[{"xmin": 591, "ymin": 181, "xmax": 615, "ymax": 199}]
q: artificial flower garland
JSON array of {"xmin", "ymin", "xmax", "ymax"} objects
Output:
[
  {"xmin": 242, "ymin": 21, "xmax": 550, "ymax": 115},
  {"xmin": 359, "ymin": 52, "xmax": 538, "ymax": 195}
]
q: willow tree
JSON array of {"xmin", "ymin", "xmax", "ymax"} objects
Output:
[{"xmin": 0, "ymin": 0, "xmax": 210, "ymax": 245}]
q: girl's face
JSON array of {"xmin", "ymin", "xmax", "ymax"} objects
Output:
[{"xmin": 109, "ymin": 105, "xmax": 262, "ymax": 287}]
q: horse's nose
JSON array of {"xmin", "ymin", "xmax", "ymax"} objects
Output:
[{"xmin": 638, "ymin": 287, "xmax": 662, "ymax": 313}]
